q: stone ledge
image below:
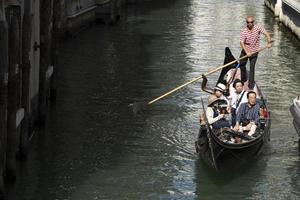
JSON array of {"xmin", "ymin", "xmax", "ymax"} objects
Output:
[
  {"xmin": 66, "ymin": 6, "xmax": 97, "ymax": 19},
  {"xmin": 66, "ymin": 6, "xmax": 97, "ymax": 35},
  {"xmin": 283, "ymin": 0, "xmax": 300, "ymax": 13}
]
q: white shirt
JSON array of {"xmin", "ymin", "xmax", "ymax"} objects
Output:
[
  {"xmin": 206, "ymin": 107, "xmax": 231, "ymax": 125},
  {"xmin": 230, "ymin": 90, "xmax": 248, "ymax": 110},
  {"xmin": 206, "ymin": 107, "xmax": 221, "ymax": 125}
]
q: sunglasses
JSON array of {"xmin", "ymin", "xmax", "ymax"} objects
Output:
[{"xmin": 246, "ymin": 21, "xmax": 254, "ymax": 24}]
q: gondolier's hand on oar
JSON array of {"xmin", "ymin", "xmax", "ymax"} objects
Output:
[
  {"xmin": 244, "ymin": 48, "xmax": 252, "ymax": 57},
  {"xmin": 267, "ymin": 40, "xmax": 273, "ymax": 48},
  {"xmin": 246, "ymin": 52, "xmax": 252, "ymax": 57}
]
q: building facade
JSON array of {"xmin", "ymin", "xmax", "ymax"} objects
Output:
[{"xmin": 0, "ymin": 0, "xmax": 128, "ymax": 195}]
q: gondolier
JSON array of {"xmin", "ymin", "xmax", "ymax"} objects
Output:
[{"xmin": 239, "ymin": 16, "xmax": 272, "ymax": 89}]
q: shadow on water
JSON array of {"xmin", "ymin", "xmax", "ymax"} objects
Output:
[
  {"xmin": 195, "ymin": 155, "xmax": 268, "ymax": 185},
  {"xmin": 194, "ymin": 155, "xmax": 268, "ymax": 199},
  {"xmin": 288, "ymin": 139, "xmax": 300, "ymax": 197},
  {"xmin": 286, "ymin": 138, "xmax": 300, "ymax": 199}
]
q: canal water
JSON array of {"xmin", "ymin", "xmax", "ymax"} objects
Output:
[{"xmin": 8, "ymin": 0, "xmax": 300, "ymax": 199}]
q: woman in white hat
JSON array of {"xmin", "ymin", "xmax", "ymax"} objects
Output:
[
  {"xmin": 214, "ymin": 82, "xmax": 232, "ymax": 113},
  {"xmin": 201, "ymin": 75, "xmax": 228, "ymax": 98},
  {"xmin": 202, "ymin": 75, "xmax": 229, "ymax": 98},
  {"xmin": 214, "ymin": 83, "xmax": 227, "ymax": 99}
]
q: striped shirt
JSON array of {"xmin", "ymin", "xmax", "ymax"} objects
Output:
[
  {"xmin": 236, "ymin": 102, "xmax": 260, "ymax": 125},
  {"xmin": 240, "ymin": 24, "xmax": 266, "ymax": 53}
]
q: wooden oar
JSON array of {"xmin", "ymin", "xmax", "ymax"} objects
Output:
[{"xmin": 130, "ymin": 46, "xmax": 269, "ymax": 113}]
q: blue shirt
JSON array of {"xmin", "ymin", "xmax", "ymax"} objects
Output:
[{"xmin": 236, "ymin": 102, "xmax": 260, "ymax": 125}]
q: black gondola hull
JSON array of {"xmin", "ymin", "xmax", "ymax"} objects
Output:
[{"xmin": 196, "ymin": 122, "xmax": 270, "ymax": 171}]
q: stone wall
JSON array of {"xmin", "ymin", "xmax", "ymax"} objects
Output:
[{"xmin": 265, "ymin": 0, "xmax": 300, "ymax": 39}]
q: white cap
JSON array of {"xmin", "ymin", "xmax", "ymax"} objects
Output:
[{"xmin": 214, "ymin": 83, "xmax": 226, "ymax": 92}]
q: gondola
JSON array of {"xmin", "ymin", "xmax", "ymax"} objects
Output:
[
  {"xmin": 290, "ymin": 95, "xmax": 300, "ymax": 136},
  {"xmin": 195, "ymin": 47, "xmax": 271, "ymax": 171}
]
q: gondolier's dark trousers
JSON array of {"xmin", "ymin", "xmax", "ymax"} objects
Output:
[{"xmin": 239, "ymin": 50, "xmax": 258, "ymax": 90}]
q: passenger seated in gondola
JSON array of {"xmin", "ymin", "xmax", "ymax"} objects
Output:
[
  {"xmin": 202, "ymin": 75, "xmax": 230, "ymax": 110},
  {"xmin": 229, "ymin": 79, "xmax": 248, "ymax": 126},
  {"xmin": 214, "ymin": 83, "xmax": 229, "ymax": 101},
  {"xmin": 202, "ymin": 75, "xmax": 229, "ymax": 97},
  {"xmin": 206, "ymin": 94, "xmax": 230, "ymax": 129},
  {"xmin": 226, "ymin": 65, "xmax": 243, "ymax": 96},
  {"xmin": 233, "ymin": 91, "xmax": 260, "ymax": 136}
]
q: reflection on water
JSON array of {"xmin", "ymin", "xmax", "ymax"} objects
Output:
[
  {"xmin": 7, "ymin": 0, "xmax": 300, "ymax": 199},
  {"xmin": 194, "ymin": 157, "xmax": 270, "ymax": 200}
]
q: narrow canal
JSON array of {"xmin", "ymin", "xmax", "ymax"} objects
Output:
[{"xmin": 8, "ymin": 0, "xmax": 300, "ymax": 199}]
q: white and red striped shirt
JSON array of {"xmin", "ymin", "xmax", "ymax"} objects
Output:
[{"xmin": 240, "ymin": 24, "xmax": 266, "ymax": 53}]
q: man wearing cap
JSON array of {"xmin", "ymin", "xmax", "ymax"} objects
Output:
[{"xmin": 206, "ymin": 94, "xmax": 230, "ymax": 129}]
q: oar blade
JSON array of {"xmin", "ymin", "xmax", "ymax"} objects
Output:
[{"xmin": 128, "ymin": 101, "xmax": 148, "ymax": 114}]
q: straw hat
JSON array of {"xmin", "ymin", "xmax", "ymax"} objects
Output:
[
  {"xmin": 207, "ymin": 94, "xmax": 219, "ymax": 106},
  {"xmin": 214, "ymin": 83, "xmax": 226, "ymax": 92}
]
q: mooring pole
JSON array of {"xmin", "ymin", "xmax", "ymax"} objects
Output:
[
  {"xmin": 6, "ymin": 5, "xmax": 20, "ymax": 182},
  {"xmin": 110, "ymin": 0, "xmax": 117, "ymax": 24},
  {"xmin": 19, "ymin": 0, "xmax": 32, "ymax": 158},
  {"xmin": 0, "ymin": 0, "xmax": 8, "ymax": 195},
  {"xmin": 51, "ymin": 0, "xmax": 64, "ymax": 102},
  {"xmin": 39, "ymin": 0, "xmax": 53, "ymax": 125}
]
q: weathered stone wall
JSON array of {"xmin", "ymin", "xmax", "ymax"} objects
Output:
[
  {"xmin": 265, "ymin": 0, "xmax": 300, "ymax": 39},
  {"xmin": 0, "ymin": 0, "xmax": 139, "ymax": 195}
]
